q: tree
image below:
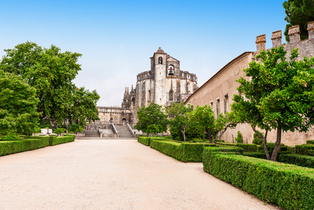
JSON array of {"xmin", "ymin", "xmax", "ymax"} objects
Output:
[
  {"xmin": 67, "ymin": 87, "xmax": 100, "ymax": 127},
  {"xmin": 0, "ymin": 70, "xmax": 39, "ymax": 136},
  {"xmin": 283, "ymin": 0, "xmax": 314, "ymax": 41},
  {"xmin": 0, "ymin": 41, "xmax": 99, "ymax": 128},
  {"xmin": 134, "ymin": 103, "xmax": 168, "ymax": 135},
  {"xmin": 232, "ymin": 46, "xmax": 314, "ymax": 161},
  {"xmin": 68, "ymin": 124, "xmax": 83, "ymax": 134},
  {"xmin": 167, "ymin": 102, "xmax": 193, "ymax": 142}
]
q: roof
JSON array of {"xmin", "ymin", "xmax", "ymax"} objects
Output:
[
  {"xmin": 155, "ymin": 47, "xmax": 165, "ymax": 54},
  {"xmin": 184, "ymin": 51, "xmax": 254, "ymax": 104}
]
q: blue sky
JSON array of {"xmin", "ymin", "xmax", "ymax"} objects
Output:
[{"xmin": 0, "ymin": 0, "xmax": 288, "ymax": 106}]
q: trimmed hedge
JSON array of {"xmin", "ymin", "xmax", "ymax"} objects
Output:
[
  {"xmin": 203, "ymin": 147, "xmax": 314, "ymax": 210},
  {"xmin": 307, "ymin": 140, "xmax": 314, "ymax": 145},
  {"xmin": 50, "ymin": 135, "xmax": 75, "ymax": 146},
  {"xmin": 235, "ymin": 143, "xmax": 258, "ymax": 152},
  {"xmin": 0, "ymin": 138, "xmax": 50, "ymax": 156},
  {"xmin": 278, "ymin": 154, "xmax": 314, "ymax": 168},
  {"xmin": 138, "ymin": 136, "xmax": 151, "ymax": 146},
  {"xmin": 150, "ymin": 139, "xmax": 213, "ymax": 162},
  {"xmin": 295, "ymin": 144, "xmax": 314, "ymax": 156}
]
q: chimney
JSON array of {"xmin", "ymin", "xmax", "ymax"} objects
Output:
[
  {"xmin": 271, "ymin": 30, "xmax": 282, "ymax": 48},
  {"xmin": 288, "ymin": 25, "xmax": 300, "ymax": 43},
  {"xmin": 256, "ymin": 34, "xmax": 266, "ymax": 52},
  {"xmin": 307, "ymin": 21, "xmax": 314, "ymax": 40}
]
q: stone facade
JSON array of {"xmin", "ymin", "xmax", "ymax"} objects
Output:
[
  {"xmin": 185, "ymin": 23, "xmax": 314, "ymax": 146},
  {"xmin": 97, "ymin": 106, "xmax": 133, "ymax": 125},
  {"xmin": 123, "ymin": 47, "xmax": 198, "ymax": 124}
]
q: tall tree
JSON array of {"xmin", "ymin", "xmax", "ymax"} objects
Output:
[
  {"xmin": 232, "ymin": 46, "xmax": 314, "ymax": 161},
  {"xmin": 134, "ymin": 103, "xmax": 168, "ymax": 135},
  {"xmin": 283, "ymin": 0, "xmax": 314, "ymax": 41},
  {"xmin": 167, "ymin": 102, "xmax": 193, "ymax": 142},
  {"xmin": 0, "ymin": 70, "xmax": 39, "ymax": 136},
  {"xmin": 0, "ymin": 41, "xmax": 99, "ymax": 128}
]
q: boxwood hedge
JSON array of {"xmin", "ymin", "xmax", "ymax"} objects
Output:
[
  {"xmin": 150, "ymin": 139, "xmax": 213, "ymax": 162},
  {"xmin": 138, "ymin": 136, "xmax": 151, "ymax": 146},
  {"xmin": 0, "ymin": 138, "xmax": 50, "ymax": 156},
  {"xmin": 203, "ymin": 146, "xmax": 314, "ymax": 210},
  {"xmin": 278, "ymin": 154, "xmax": 314, "ymax": 169},
  {"xmin": 50, "ymin": 135, "xmax": 75, "ymax": 146},
  {"xmin": 307, "ymin": 140, "xmax": 314, "ymax": 145},
  {"xmin": 296, "ymin": 144, "xmax": 314, "ymax": 156}
]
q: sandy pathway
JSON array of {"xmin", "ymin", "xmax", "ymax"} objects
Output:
[{"xmin": 0, "ymin": 139, "xmax": 278, "ymax": 210}]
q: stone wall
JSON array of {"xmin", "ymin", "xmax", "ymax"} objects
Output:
[{"xmin": 185, "ymin": 22, "xmax": 314, "ymax": 146}]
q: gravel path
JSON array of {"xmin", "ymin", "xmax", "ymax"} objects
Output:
[{"xmin": 0, "ymin": 139, "xmax": 278, "ymax": 210}]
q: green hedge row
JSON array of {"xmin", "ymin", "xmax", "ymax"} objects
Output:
[
  {"xmin": 278, "ymin": 154, "xmax": 314, "ymax": 169},
  {"xmin": 138, "ymin": 136, "xmax": 151, "ymax": 146},
  {"xmin": 296, "ymin": 144, "xmax": 314, "ymax": 156},
  {"xmin": 150, "ymin": 139, "xmax": 213, "ymax": 162},
  {"xmin": 203, "ymin": 147, "xmax": 314, "ymax": 210},
  {"xmin": 0, "ymin": 138, "xmax": 50, "ymax": 156},
  {"xmin": 307, "ymin": 140, "xmax": 314, "ymax": 144},
  {"xmin": 50, "ymin": 135, "xmax": 75, "ymax": 146},
  {"xmin": 0, "ymin": 135, "xmax": 75, "ymax": 157}
]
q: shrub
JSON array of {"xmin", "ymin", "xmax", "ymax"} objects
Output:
[
  {"xmin": 306, "ymin": 140, "xmax": 314, "ymax": 145},
  {"xmin": 295, "ymin": 144, "xmax": 314, "ymax": 156},
  {"xmin": 235, "ymin": 131, "xmax": 243, "ymax": 143},
  {"xmin": 235, "ymin": 143, "xmax": 258, "ymax": 152},
  {"xmin": 150, "ymin": 139, "xmax": 213, "ymax": 162},
  {"xmin": 1, "ymin": 133, "xmax": 20, "ymax": 141},
  {"xmin": 278, "ymin": 154, "xmax": 314, "ymax": 169},
  {"xmin": 138, "ymin": 136, "xmax": 151, "ymax": 146},
  {"xmin": 202, "ymin": 147, "xmax": 314, "ymax": 210},
  {"xmin": 50, "ymin": 135, "xmax": 75, "ymax": 146},
  {"xmin": 54, "ymin": 128, "xmax": 65, "ymax": 136},
  {"xmin": 252, "ymin": 131, "xmax": 263, "ymax": 145},
  {"xmin": 0, "ymin": 138, "xmax": 50, "ymax": 156},
  {"xmin": 257, "ymin": 143, "xmax": 287, "ymax": 154}
]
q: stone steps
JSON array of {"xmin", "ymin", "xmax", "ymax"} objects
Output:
[
  {"xmin": 84, "ymin": 130, "xmax": 100, "ymax": 137},
  {"xmin": 115, "ymin": 125, "xmax": 133, "ymax": 138}
]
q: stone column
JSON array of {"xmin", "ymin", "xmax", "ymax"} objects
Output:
[
  {"xmin": 271, "ymin": 30, "xmax": 282, "ymax": 48},
  {"xmin": 288, "ymin": 25, "xmax": 300, "ymax": 43},
  {"xmin": 256, "ymin": 34, "xmax": 266, "ymax": 52},
  {"xmin": 308, "ymin": 21, "xmax": 314, "ymax": 40}
]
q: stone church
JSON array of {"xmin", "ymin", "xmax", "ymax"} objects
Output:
[
  {"xmin": 122, "ymin": 47, "xmax": 198, "ymax": 124},
  {"xmin": 185, "ymin": 22, "xmax": 314, "ymax": 146}
]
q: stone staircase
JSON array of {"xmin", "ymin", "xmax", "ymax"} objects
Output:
[
  {"xmin": 115, "ymin": 125, "xmax": 134, "ymax": 138},
  {"xmin": 84, "ymin": 130, "xmax": 100, "ymax": 137}
]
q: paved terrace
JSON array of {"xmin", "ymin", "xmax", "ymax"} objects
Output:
[{"xmin": 0, "ymin": 139, "xmax": 278, "ymax": 210}]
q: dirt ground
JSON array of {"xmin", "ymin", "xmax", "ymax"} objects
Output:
[{"xmin": 0, "ymin": 139, "xmax": 278, "ymax": 210}]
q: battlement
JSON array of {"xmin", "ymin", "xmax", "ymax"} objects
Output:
[
  {"xmin": 255, "ymin": 22, "xmax": 314, "ymax": 59},
  {"xmin": 137, "ymin": 71, "xmax": 152, "ymax": 81}
]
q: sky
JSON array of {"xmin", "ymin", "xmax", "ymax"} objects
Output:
[{"xmin": 0, "ymin": 0, "xmax": 288, "ymax": 106}]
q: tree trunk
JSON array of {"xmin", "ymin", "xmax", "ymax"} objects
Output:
[
  {"xmin": 206, "ymin": 128, "xmax": 213, "ymax": 143},
  {"xmin": 263, "ymin": 131, "xmax": 270, "ymax": 160},
  {"xmin": 214, "ymin": 124, "xmax": 231, "ymax": 143},
  {"xmin": 182, "ymin": 129, "xmax": 186, "ymax": 142},
  {"xmin": 271, "ymin": 127, "xmax": 282, "ymax": 161}
]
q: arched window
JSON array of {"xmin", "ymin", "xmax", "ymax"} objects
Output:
[
  {"xmin": 168, "ymin": 65, "xmax": 174, "ymax": 75},
  {"xmin": 158, "ymin": 57, "xmax": 163, "ymax": 64},
  {"xmin": 169, "ymin": 90, "xmax": 174, "ymax": 101}
]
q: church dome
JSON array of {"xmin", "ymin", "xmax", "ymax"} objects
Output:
[{"xmin": 155, "ymin": 47, "xmax": 165, "ymax": 54}]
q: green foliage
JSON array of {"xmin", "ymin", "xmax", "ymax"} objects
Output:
[
  {"xmin": 54, "ymin": 128, "xmax": 65, "ymax": 136},
  {"xmin": 146, "ymin": 124, "xmax": 163, "ymax": 136},
  {"xmin": 232, "ymin": 46, "xmax": 314, "ymax": 161},
  {"xmin": 202, "ymin": 147, "xmax": 314, "ymax": 209},
  {"xmin": 278, "ymin": 154, "xmax": 314, "ymax": 168},
  {"xmin": 150, "ymin": 139, "xmax": 212, "ymax": 162},
  {"xmin": 306, "ymin": 140, "xmax": 314, "ymax": 144},
  {"xmin": 0, "ymin": 42, "xmax": 99, "ymax": 128},
  {"xmin": 0, "ymin": 70, "xmax": 39, "ymax": 135},
  {"xmin": 1, "ymin": 133, "xmax": 20, "ymax": 141},
  {"xmin": 68, "ymin": 124, "xmax": 83, "ymax": 133},
  {"xmin": 135, "ymin": 102, "xmax": 168, "ymax": 134},
  {"xmin": 138, "ymin": 136, "xmax": 151, "ymax": 146},
  {"xmin": 283, "ymin": 0, "xmax": 314, "ymax": 41},
  {"xmin": 191, "ymin": 105, "xmax": 215, "ymax": 141},
  {"xmin": 50, "ymin": 135, "xmax": 75, "ymax": 146},
  {"xmin": 0, "ymin": 138, "xmax": 50, "ymax": 156},
  {"xmin": 295, "ymin": 144, "xmax": 314, "ymax": 156},
  {"xmin": 235, "ymin": 143, "xmax": 258, "ymax": 152},
  {"xmin": 235, "ymin": 131, "xmax": 243, "ymax": 143},
  {"xmin": 167, "ymin": 102, "xmax": 193, "ymax": 142},
  {"xmin": 169, "ymin": 116, "xmax": 205, "ymax": 141},
  {"xmin": 252, "ymin": 131, "xmax": 264, "ymax": 145}
]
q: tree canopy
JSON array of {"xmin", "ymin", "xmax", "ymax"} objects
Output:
[
  {"xmin": 283, "ymin": 0, "xmax": 314, "ymax": 41},
  {"xmin": 0, "ymin": 70, "xmax": 39, "ymax": 136},
  {"xmin": 134, "ymin": 102, "xmax": 168, "ymax": 135},
  {"xmin": 232, "ymin": 46, "xmax": 314, "ymax": 161},
  {"xmin": 0, "ymin": 41, "xmax": 99, "ymax": 128}
]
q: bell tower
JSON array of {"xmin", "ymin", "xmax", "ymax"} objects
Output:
[{"xmin": 153, "ymin": 47, "xmax": 167, "ymax": 106}]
